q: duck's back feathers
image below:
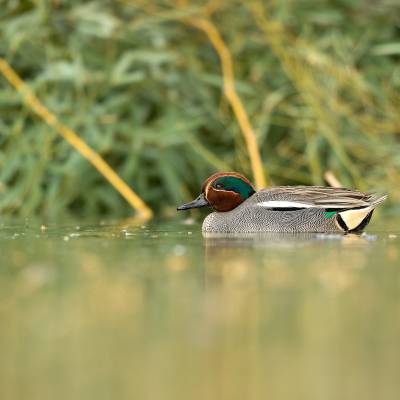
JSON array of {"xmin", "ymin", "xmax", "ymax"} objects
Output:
[
  {"xmin": 237, "ymin": 185, "xmax": 386, "ymax": 233},
  {"xmin": 254, "ymin": 186, "xmax": 387, "ymax": 211}
]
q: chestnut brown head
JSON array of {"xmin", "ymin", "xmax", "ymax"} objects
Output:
[{"xmin": 177, "ymin": 172, "xmax": 256, "ymax": 212}]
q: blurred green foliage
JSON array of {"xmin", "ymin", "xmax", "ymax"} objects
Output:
[{"xmin": 0, "ymin": 0, "xmax": 399, "ymax": 218}]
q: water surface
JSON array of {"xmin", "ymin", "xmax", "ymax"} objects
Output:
[{"xmin": 0, "ymin": 218, "xmax": 399, "ymax": 400}]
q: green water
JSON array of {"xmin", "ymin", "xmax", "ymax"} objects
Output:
[{"xmin": 0, "ymin": 218, "xmax": 399, "ymax": 400}]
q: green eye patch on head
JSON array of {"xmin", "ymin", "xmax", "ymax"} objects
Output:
[{"xmin": 213, "ymin": 176, "xmax": 255, "ymax": 200}]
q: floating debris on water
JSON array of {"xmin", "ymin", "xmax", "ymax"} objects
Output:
[
  {"xmin": 360, "ymin": 233, "xmax": 377, "ymax": 241},
  {"xmin": 40, "ymin": 224, "xmax": 47, "ymax": 232},
  {"xmin": 120, "ymin": 229, "xmax": 136, "ymax": 238},
  {"xmin": 316, "ymin": 233, "xmax": 343, "ymax": 240},
  {"xmin": 63, "ymin": 236, "xmax": 69, "ymax": 241},
  {"xmin": 388, "ymin": 234, "xmax": 397, "ymax": 239}
]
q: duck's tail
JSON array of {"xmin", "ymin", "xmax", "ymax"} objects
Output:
[
  {"xmin": 337, "ymin": 193, "xmax": 387, "ymax": 233},
  {"xmin": 368, "ymin": 193, "xmax": 388, "ymax": 207}
]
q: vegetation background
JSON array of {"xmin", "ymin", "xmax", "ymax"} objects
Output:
[{"xmin": 0, "ymin": 0, "xmax": 399, "ymax": 218}]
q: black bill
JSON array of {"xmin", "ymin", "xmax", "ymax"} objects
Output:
[{"xmin": 177, "ymin": 193, "xmax": 209, "ymax": 211}]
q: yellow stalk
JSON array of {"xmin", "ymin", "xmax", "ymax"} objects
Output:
[
  {"xmin": 186, "ymin": 17, "xmax": 267, "ymax": 190},
  {"xmin": 0, "ymin": 58, "xmax": 153, "ymax": 220}
]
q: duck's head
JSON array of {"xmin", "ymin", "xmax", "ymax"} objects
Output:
[{"xmin": 177, "ymin": 172, "xmax": 256, "ymax": 212}]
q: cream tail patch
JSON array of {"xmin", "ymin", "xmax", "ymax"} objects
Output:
[{"xmin": 338, "ymin": 206, "xmax": 373, "ymax": 231}]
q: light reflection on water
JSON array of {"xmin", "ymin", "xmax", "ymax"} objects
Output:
[{"xmin": 0, "ymin": 218, "xmax": 399, "ymax": 400}]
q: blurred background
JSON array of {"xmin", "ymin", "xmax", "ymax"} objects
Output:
[
  {"xmin": 1, "ymin": 3, "xmax": 400, "ymax": 400},
  {"xmin": 0, "ymin": 0, "xmax": 399, "ymax": 218}
]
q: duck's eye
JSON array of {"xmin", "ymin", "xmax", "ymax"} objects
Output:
[{"xmin": 215, "ymin": 183, "xmax": 224, "ymax": 189}]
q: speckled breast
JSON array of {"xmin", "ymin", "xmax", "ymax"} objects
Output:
[{"xmin": 202, "ymin": 206, "xmax": 341, "ymax": 233}]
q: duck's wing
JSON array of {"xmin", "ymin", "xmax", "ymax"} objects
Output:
[{"xmin": 255, "ymin": 186, "xmax": 387, "ymax": 210}]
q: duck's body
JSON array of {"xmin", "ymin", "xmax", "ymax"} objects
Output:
[
  {"xmin": 202, "ymin": 185, "xmax": 384, "ymax": 233},
  {"xmin": 177, "ymin": 172, "xmax": 387, "ymax": 234}
]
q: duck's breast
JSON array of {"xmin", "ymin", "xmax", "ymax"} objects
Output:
[{"xmin": 202, "ymin": 204, "xmax": 339, "ymax": 233}]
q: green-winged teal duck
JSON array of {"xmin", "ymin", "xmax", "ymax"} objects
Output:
[{"xmin": 177, "ymin": 172, "xmax": 387, "ymax": 233}]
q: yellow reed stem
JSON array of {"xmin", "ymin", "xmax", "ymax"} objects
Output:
[
  {"xmin": 0, "ymin": 58, "xmax": 153, "ymax": 219},
  {"xmin": 324, "ymin": 171, "xmax": 343, "ymax": 188},
  {"xmin": 186, "ymin": 17, "xmax": 267, "ymax": 190}
]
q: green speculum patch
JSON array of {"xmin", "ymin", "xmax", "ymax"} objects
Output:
[{"xmin": 324, "ymin": 211, "xmax": 337, "ymax": 219}]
